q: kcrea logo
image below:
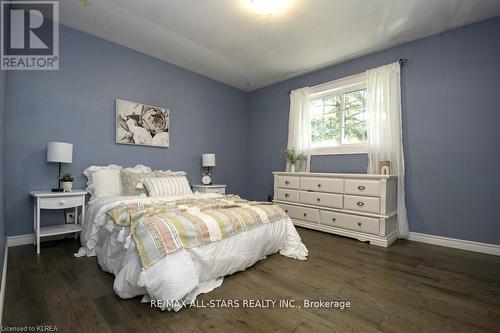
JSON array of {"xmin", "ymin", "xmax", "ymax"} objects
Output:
[{"xmin": 1, "ymin": 1, "xmax": 59, "ymax": 70}]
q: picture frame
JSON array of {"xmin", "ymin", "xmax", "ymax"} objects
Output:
[
  {"xmin": 115, "ymin": 99, "xmax": 170, "ymax": 148},
  {"xmin": 65, "ymin": 211, "xmax": 76, "ymax": 224}
]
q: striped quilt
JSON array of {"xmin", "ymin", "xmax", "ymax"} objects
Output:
[{"xmin": 106, "ymin": 195, "xmax": 288, "ymax": 268}]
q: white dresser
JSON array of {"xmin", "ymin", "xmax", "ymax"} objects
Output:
[{"xmin": 273, "ymin": 172, "xmax": 398, "ymax": 247}]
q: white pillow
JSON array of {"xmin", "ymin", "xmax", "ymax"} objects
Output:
[
  {"xmin": 83, "ymin": 164, "xmax": 122, "ymax": 197},
  {"xmin": 142, "ymin": 176, "xmax": 192, "ymax": 197},
  {"xmin": 123, "ymin": 164, "xmax": 152, "ymax": 173},
  {"xmin": 153, "ymin": 170, "xmax": 186, "ymax": 176},
  {"xmin": 84, "ymin": 164, "xmax": 154, "ymax": 200},
  {"xmin": 91, "ymin": 168, "xmax": 123, "ymax": 200}
]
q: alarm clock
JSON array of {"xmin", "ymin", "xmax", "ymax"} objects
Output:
[{"xmin": 201, "ymin": 173, "xmax": 212, "ymax": 186}]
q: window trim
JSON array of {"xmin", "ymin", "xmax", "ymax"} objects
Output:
[{"xmin": 309, "ymin": 72, "xmax": 367, "ymax": 156}]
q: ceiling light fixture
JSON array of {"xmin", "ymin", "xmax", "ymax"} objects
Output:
[{"xmin": 249, "ymin": 0, "xmax": 288, "ymax": 15}]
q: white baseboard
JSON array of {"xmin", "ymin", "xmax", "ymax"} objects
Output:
[
  {"xmin": 408, "ymin": 232, "xmax": 500, "ymax": 256},
  {"xmin": 8, "ymin": 233, "xmax": 78, "ymax": 248},
  {"xmin": 7, "ymin": 233, "xmax": 33, "ymax": 247},
  {"xmin": 0, "ymin": 243, "xmax": 8, "ymax": 326},
  {"xmin": 7, "ymin": 231, "xmax": 500, "ymax": 257}
]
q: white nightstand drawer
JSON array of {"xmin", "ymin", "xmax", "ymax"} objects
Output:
[
  {"xmin": 204, "ymin": 187, "xmax": 225, "ymax": 195},
  {"xmin": 192, "ymin": 185, "xmax": 226, "ymax": 195},
  {"xmin": 39, "ymin": 196, "xmax": 84, "ymax": 209},
  {"xmin": 276, "ymin": 189, "xmax": 299, "ymax": 202},
  {"xmin": 343, "ymin": 195, "xmax": 380, "ymax": 214}
]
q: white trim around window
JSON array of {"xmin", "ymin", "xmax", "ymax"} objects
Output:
[
  {"xmin": 311, "ymin": 143, "xmax": 368, "ymax": 155},
  {"xmin": 310, "ymin": 72, "xmax": 366, "ymax": 97},
  {"xmin": 309, "ymin": 72, "xmax": 368, "ymax": 156}
]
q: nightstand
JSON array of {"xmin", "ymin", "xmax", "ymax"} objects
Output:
[
  {"xmin": 30, "ymin": 190, "xmax": 87, "ymax": 254},
  {"xmin": 192, "ymin": 185, "xmax": 226, "ymax": 195}
]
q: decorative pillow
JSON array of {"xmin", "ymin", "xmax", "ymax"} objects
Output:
[
  {"xmin": 121, "ymin": 171, "xmax": 156, "ymax": 196},
  {"xmin": 83, "ymin": 164, "xmax": 122, "ymax": 199},
  {"xmin": 142, "ymin": 176, "xmax": 192, "ymax": 197},
  {"xmin": 153, "ymin": 170, "xmax": 186, "ymax": 176},
  {"xmin": 89, "ymin": 168, "xmax": 123, "ymax": 200},
  {"xmin": 123, "ymin": 164, "xmax": 152, "ymax": 174}
]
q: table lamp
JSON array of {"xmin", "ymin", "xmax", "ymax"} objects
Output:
[
  {"xmin": 202, "ymin": 153, "xmax": 215, "ymax": 185},
  {"xmin": 47, "ymin": 142, "xmax": 73, "ymax": 192}
]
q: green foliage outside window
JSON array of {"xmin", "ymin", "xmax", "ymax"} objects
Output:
[{"xmin": 311, "ymin": 89, "xmax": 367, "ymax": 146}]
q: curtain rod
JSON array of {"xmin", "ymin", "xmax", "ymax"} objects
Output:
[{"xmin": 288, "ymin": 58, "xmax": 408, "ymax": 94}]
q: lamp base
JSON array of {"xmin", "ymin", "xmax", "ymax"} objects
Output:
[{"xmin": 51, "ymin": 188, "xmax": 64, "ymax": 192}]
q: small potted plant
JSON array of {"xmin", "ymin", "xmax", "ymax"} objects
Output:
[
  {"xmin": 281, "ymin": 149, "xmax": 307, "ymax": 172},
  {"xmin": 58, "ymin": 173, "xmax": 74, "ymax": 192}
]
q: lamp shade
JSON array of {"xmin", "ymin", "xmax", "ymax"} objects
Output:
[
  {"xmin": 47, "ymin": 142, "xmax": 73, "ymax": 163},
  {"xmin": 202, "ymin": 153, "xmax": 216, "ymax": 167}
]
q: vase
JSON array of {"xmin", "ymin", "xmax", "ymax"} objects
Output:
[
  {"xmin": 290, "ymin": 164, "xmax": 296, "ymax": 172},
  {"xmin": 62, "ymin": 182, "xmax": 73, "ymax": 192}
]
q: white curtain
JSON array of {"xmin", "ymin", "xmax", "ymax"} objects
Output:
[
  {"xmin": 366, "ymin": 62, "xmax": 409, "ymax": 238},
  {"xmin": 287, "ymin": 87, "xmax": 311, "ymax": 172}
]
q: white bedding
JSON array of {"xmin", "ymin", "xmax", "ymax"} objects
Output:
[{"xmin": 78, "ymin": 193, "xmax": 308, "ymax": 311}]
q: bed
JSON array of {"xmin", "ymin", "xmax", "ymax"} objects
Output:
[{"xmin": 77, "ymin": 165, "xmax": 308, "ymax": 311}]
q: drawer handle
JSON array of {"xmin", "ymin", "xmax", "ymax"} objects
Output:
[
  {"xmin": 317, "ymin": 184, "xmax": 321, "ymax": 188},
  {"xmin": 59, "ymin": 200, "xmax": 66, "ymax": 205},
  {"xmin": 285, "ymin": 193, "xmax": 290, "ymax": 198},
  {"xmin": 303, "ymin": 213, "xmax": 307, "ymax": 217},
  {"xmin": 316, "ymin": 198, "xmax": 320, "ymax": 202},
  {"xmin": 357, "ymin": 201, "xmax": 365, "ymax": 207},
  {"xmin": 331, "ymin": 218, "xmax": 336, "ymax": 222},
  {"xmin": 285, "ymin": 210, "xmax": 288, "ymax": 213},
  {"xmin": 358, "ymin": 185, "xmax": 366, "ymax": 191},
  {"xmin": 285, "ymin": 180, "xmax": 290, "ymax": 185},
  {"xmin": 357, "ymin": 222, "xmax": 362, "ymax": 227}
]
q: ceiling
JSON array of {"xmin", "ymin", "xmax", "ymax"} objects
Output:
[{"xmin": 59, "ymin": 0, "xmax": 500, "ymax": 91}]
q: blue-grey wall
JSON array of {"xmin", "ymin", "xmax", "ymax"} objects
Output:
[
  {"xmin": 5, "ymin": 25, "xmax": 248, "ymax": 236},
  {"xmin": 4, "ymin": 17, "xmax": 500, "ymax": 246},
  {"xmin": 247, "ymin": 17, "xmax": 500, "ymax": 245}
]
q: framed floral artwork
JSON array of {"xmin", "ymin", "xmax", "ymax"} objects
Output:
[{"xmin": 116, "ymin": 99, "xmax": 170, "ymax": 148}]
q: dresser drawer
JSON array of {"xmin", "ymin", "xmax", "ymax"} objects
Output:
[
  {"xmin": 343, "ymin": 195, "xmax": 380, "ymax": 214},
  {"xmin": 300, "ymin": 191, "xmax": 343, "ymax": 209},
  {"xmin": 276, "ymin": 189, "xmax": 299, "ymax": 202},
  {"xmin": 39, "ymin": 196, "xmax": 84, "ymax": 209},
  {"xmin": 344, "ymin": 179, "xmax": 382, "ymax": 197},
  {"xmin": 320, "ymin": 210, "xmax": 380, "ymax": 235},
  {"xmin": 300, "ymin": 177, "xmax": 343, "ymax": 193},
  {"xmin": 279, "ymin": 204, "xmax": 320, "ymax": 223},
  {"xmin": 276, "ymin": 176, "xmax": 299, "ymax": 189}
]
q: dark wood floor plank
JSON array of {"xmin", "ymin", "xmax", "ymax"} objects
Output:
[{"xmin": 3, "ymin": 228, "xmax": 500, "ymax": 332}]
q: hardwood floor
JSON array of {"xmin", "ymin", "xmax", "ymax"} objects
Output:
[{"xmin": 3, "ymin": 228, "xmax": 500, "ymax": 333}]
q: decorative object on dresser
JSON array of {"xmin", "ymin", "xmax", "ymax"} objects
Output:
[
  {"xmin": 46, "ymin": 141, "xmax": 73, "ymax": 192},
  {"xmin": 192, "ymin": 184, "xmax": 226, "ymax": 195},
  {"xmin": 202, "ymin": 153, "xmax": 216, "ymax": 185},
  {"xmin": 273, "ymin": 172, "xmax": 398, "ymax": 247},
  {"xmin": 30, "ymin": 190, "xmax": 87, "ymax": 254},
  {"xmin": 379, "ymin": 161, "xmax": 390, "ymax": 175},
  {"xmin": 116, "ymin": 99, "xmax": 170, "ymax": 148},
  {"xmin": 281, "ymin": 149, "xmax": 307, "ymax": 172},
  {"xmin": 58, "ymin": 173, "xmax": 74, "ymax": 192}
]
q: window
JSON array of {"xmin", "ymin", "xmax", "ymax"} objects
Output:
[{"xmin": 309, "ymin": 74, "xmax": 367, "ymax": 155}]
